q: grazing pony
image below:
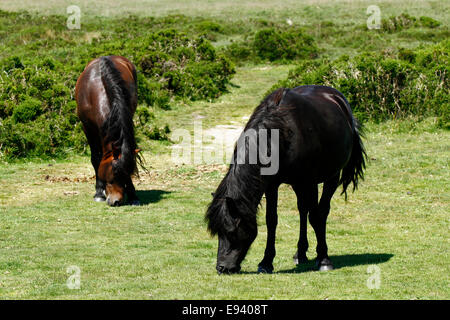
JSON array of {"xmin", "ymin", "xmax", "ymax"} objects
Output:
[
  {"xmin": 75, "ymin": 56, "xmax": 140, "ymax": 206},
  {"xmin": 205, "ymin": 85, "xmax": 366, "ymax": 274}
]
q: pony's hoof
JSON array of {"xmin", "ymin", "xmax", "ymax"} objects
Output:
[
  {"xmin": 257, "ymin": 264, "xmax": 273, "ymax": 274},
  {"xmin": 129, "ymin": 199, "xmax": 140, "ymax": 206},
  {"xmin": 318, "ymin": 264, "xmax": 334, "ymax": 271},
  {"xmin": 93, "ymin": 196, "xmax": 106, "ymax": 202},
  {"xmin": 316, "ymin": 258, "xmax": 334, "ymax": 271}
]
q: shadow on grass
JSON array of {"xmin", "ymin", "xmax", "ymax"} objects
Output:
[
  {"xmin": 135, "ymin": 190, "xmax": 172, "ymax": 205},
  {"xmin": 241, "ymin": 253, "xmax": 394, "ymax": 274}
]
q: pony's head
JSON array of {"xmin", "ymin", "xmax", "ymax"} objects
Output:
[
  {"xmin": 98, "ymin": 147, "xmax": 139, "ymax": 206},
  {"xmin": 206, "ymin": 186, "xmax": 260, "ymax": 274},
  {"xmin": 206, "ymin": 123, "xmax": 267, "ymax": 273}
]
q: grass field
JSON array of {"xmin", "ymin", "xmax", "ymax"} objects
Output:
[{"xmin": 0, "ymin": 0, "xmax": 449, "ymax": 300}]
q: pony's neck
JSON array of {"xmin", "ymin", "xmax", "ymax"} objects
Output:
[{"xmin": 226, "ymin": 163, "xmax": 265, "ymax": 212}]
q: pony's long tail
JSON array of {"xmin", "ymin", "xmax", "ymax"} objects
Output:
[
  {"xmin": 99, "ymin": 56, "xmax": 137, "ymax": 176},
  {"xmin": 340, "ymin": 117, "xmax": 367, "ymax": 200}
]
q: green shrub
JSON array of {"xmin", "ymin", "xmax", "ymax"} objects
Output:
[
  {"xmin": 135, "ymin": 106, "xmax": 170, "ymax": 141},
  {"xmin": 398, "ymin": 48, "xmax": 416, "ymax": 63},
  {"xmin": 383, "ymin": 13, "xmax": 417, "ymax": 33},
  {"xmin": 419, "ymin": 16, "xmax": 441, "ymax": 28},
  {"xmin": 140, "ymin": 123, "xmax": 171, "ymax": 141},
  {"xmin": 12, "ymin": 97, "xmax": 42, "ymax": 123},
  {"xmin": 138, "ymin": 52, "xmax": 170, "ymax": 76},
  {"xmin": 224, "ymin": 42, "xmax": 253, "ymax": 62},
  {"xmin": 196, "ymin": 21, "xmax": 224, "ymax": 34},
  {"xmin": 0, "ymin": 115, "xmax": 85, "ymax": 158},
  {"xmin": 135, "ymin": 105, "xmax": 155, "ymax": 125},
  {"xmin": 129, "ymin": 30, "xmax": 235, "ymax": 104},
  {"xmin": 253, "ymin": 28, "xmax": 317, "ymax": 61},
  {"xmin": 381, "ymin": 13, "xmax": 442, "ymax": 33},
  {"xmin": 1, "ymin": 56, "xmax": 24, "ymax": 71},
  {"xmin": 253, "ymin": 28, "xmax": 284, "ymax": 61},
  {"xmin": 225, "ymin": 27, "xmax": 318, "ymax": 63},
  {"xmin": 271, "ymin": 40, "xmax": 449, "ymax": 122}
]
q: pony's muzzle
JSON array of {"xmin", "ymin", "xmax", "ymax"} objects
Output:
[
  {"xmin": 216, "ymin": 265, "xmax": 241, "ymax": 275},
  {"xmin": 106, "ymin": 196, "xmax": 123, "ymax": 207}
]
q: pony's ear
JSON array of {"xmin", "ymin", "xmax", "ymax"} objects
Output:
[{"xmin": 225, "ymin": 197, "xmax": 240, "ymax": 221}]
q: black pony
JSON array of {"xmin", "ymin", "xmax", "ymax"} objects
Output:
[{"xmin": 205, "ymin": 85, "xmax": 366, "ymax": 274}]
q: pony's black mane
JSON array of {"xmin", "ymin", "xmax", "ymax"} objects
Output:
[
  {"xmin": 205, "ymin": 88, "xmax": 290, "ymax": 236},
  {"xmin": 99, "ymin": 56, "xmax": 138, "ymax": 176},
  {"xmin": 206, "ymin": 163, "xmax": 264, "ymax": 236}
]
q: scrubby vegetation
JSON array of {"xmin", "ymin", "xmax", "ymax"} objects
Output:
[
  {"xmin": 272, "ymin": 39, "xmax": 449, "ymax": 126},
  {"xmin": 224, "ymin": 27, "xmax": 318, "ymax": 63},
  {"xmin": 0, "ymin": 8, "xmax": 448, "ymax": 160},
  {"xmin": 382, "ymin": 13, "xmax": 441, "ymax": 33}
]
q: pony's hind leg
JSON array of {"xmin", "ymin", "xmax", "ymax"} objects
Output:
[
  {"xmin": 309, "ymin": 174, "xmax": 340, "ymax": 271},
  {"xmin": 258, "ymin": 185, "xmax": 279, "ymax": 273},
  {"xmin": 292, "ymin": 184, "xmax": 318, "ymax": 265}
]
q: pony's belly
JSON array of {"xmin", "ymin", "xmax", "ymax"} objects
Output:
[{"xmin": 278, "ymin": 149, "xmax": 350, "ymax": 185}]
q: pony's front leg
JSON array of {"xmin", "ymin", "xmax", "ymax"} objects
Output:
[
  {"xmin": 94, "ymin": 176, "xmax": 106, "ymax": 201},
  {"xmin": 258, "ymin": 186, "xmax": 279, "ymax": 273},
  {"xmin": 87, "ymin": 134, "xmax": 106, "ymax": 202},
  {"xmin": 124, "ymin": 176, "xmax": 140, "ymax": 206}
]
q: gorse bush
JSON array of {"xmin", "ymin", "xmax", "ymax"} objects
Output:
[
  {"xmin": 271, "ymin": 40, "xmax": 449, "ymax": 125},
  {"xmin": 127, "ymin": 30, "xmax": 235, "ymax": 104},
  {"xmin": 254, "ymin": 28, "xmax": 318, "ymax": 61},
  {"xmin": 224, "ymin": 27, "xmax": 318, "ymax": 63},
  {"xmin": 0, "ymin": 11, "xmax": 235, "ymax": 159},
  {"xmin": 195, "ymin": 20, "xmax": 225, "ymax": 41},
  {"xmin": 0, "ymin": 54, "xmax": 84, "ymax": 158},
  {"xmin": 381, "ymin": 13, "xmax": 442, "ymax": 33},
  {"xmin": 419, "ymin": 16, "xmax": 441, "ymax": 29},
  {"xmin": 12, "ymin": 97, "xmax": 42, "ymax": 123},
  {"xmin": 382, "ymin": 13, "xmax": 418, "ymax": 33}
]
